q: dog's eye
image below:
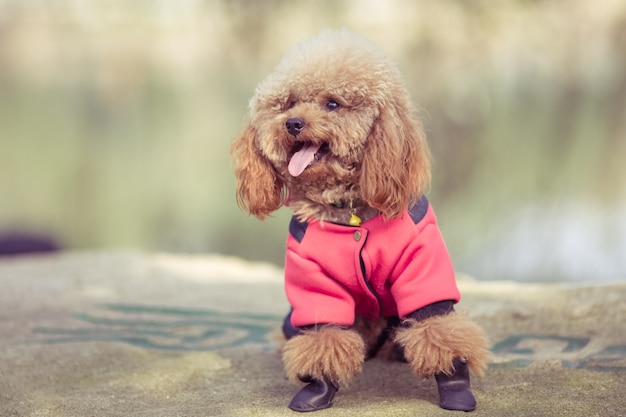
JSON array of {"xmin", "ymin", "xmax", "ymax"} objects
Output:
[
  {"xmin": 288, "ymin": 101, "xmax": 297, "ymax": 109},
  {"xmin": 325, "ymin": 100, "xmax": 340, "ymax": 111}
]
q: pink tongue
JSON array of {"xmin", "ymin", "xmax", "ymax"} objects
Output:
[{"xmin": 288, "ymin": 142, "xmax": 322, "ymax": 177}]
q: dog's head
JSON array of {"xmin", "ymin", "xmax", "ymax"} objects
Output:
[{"xmin": 232, "ymin": 29, "xmax": 431, "ymax": 221}]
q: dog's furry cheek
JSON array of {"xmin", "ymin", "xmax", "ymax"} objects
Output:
[
  {"xmin": 256, "ymin": 125, "xmax": 290, "ymax": 165},
  {"xmin": 328, "ymin": 111, "xmax": 376, "ymax": 158}
]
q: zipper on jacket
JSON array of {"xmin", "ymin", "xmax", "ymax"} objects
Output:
[{"xmin": 358, "ymin": 241, "xmax": 382, "ymax": 318}]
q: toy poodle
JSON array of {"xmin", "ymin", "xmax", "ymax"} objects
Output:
[{"xmin": 232, "ymin": 29, "xmax": 489, "ymax": 412}]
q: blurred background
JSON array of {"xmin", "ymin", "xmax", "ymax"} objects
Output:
[{"xmin": 1, "ymin": 0, "xmax": 625, "ymax": 283}]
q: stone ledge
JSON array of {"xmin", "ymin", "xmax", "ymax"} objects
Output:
[{"xmin": 1, "ymin": 251, "xmax": 624, "ymax": 416}]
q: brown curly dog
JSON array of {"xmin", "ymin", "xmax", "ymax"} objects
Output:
[{"xmin": 232, "ymin": 29, "xmax": 488, "ymax": 413}]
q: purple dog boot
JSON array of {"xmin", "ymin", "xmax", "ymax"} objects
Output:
[
  {"xmin": 434, "ymin": 357, "xmax": 477, "ymax": 412},
  {"xmin": 288, "ymin": 375, "xmax": 338, "ymax": 412}
]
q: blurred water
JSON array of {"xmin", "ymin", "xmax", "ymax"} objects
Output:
[
  {"xmin": 0, "ymin": 0, "xmax": 624, "ymax": 283},
  {"xmin": 456, "ymin": 201, "xmax": 626, "ymax": 284}
]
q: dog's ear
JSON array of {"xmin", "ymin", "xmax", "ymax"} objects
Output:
[
  {"xmin": 360, "ymin": 100, "xmax": 431, "ymax": 219},
  {"xmin": 231, "ymin": 123, "xmax": 285, "ymax": 219}
]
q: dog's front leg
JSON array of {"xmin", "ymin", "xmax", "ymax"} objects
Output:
[
  {"xmin": 282, "ymin": 325, "xmax": 365, "ymax": 412},
  {"xmin": 394, "ymin": 301, "xmax": 489, "ymax": 412}
]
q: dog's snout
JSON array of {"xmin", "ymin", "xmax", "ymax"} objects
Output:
[{"xmin": 286, "ymin": 118, "xmax": 305, "ymax": 136}]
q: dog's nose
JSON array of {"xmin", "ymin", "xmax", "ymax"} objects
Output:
[{"xmin": 286, "ymin": 118, "xmax": 305, "ymax": 136}]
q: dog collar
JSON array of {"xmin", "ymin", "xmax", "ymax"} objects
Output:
[{"xmin": 331, "ymin": 198, "xmax": 362, "ymax": 226}]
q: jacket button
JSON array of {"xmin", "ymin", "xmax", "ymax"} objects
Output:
[{"xmin": 353, "ymin": 231, "xmax": 362, "ymax": 241}]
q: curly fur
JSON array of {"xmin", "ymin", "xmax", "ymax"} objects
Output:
[
  {"xmin": 233, "ymin": 29, "xmax": 488, "ymax": 406},
  {"xmin": 394, "ymin": 311, "xmax": 489, "ymax": 378},
  {"xmin": 282, "ymin": 326, "xmax": 365, "ymax": 387},
  {"xmin": 231, "ymin": 124, "xmax": 286, "ymax": 219},
  {"xmin": 231, "ymin": 29, "xmax": 430, "ymax": 224},
  {"xmin": 352, "ymin": 315, "xmax": 405, "ymax": 361}
]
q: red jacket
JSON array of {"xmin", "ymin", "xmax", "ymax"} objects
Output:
[{"xmin": 285, "ymin": 197, "xmax": 460, "ymax": 328}]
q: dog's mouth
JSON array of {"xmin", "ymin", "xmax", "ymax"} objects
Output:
[{"xmin": 288, "ymin": 142, "xmax": 330, "ymax": 177}]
